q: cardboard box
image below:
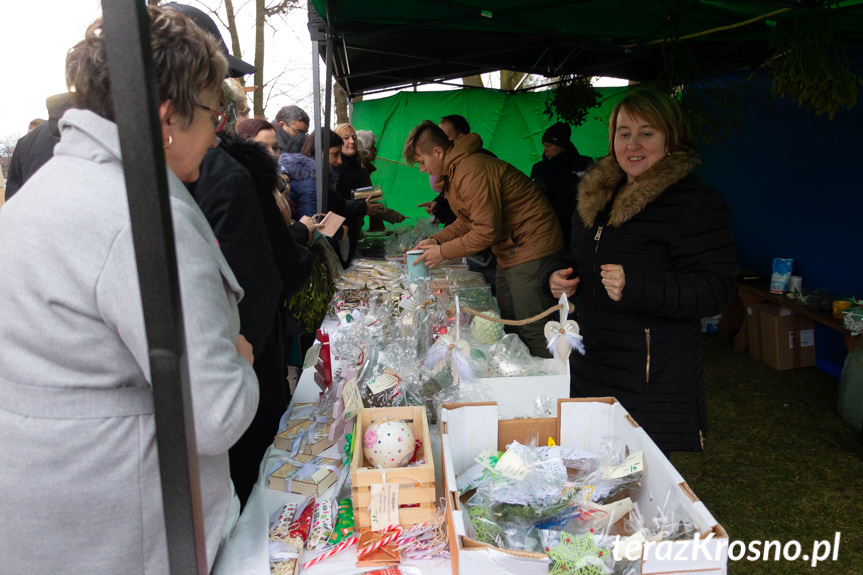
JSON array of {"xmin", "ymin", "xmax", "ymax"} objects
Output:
[
  {"xmin": 441, "ymin": 400, "xmax": 728, "ymax": 575},
  {"xmin": 351, "ymin": 406, "xmax": 436, "ymax": 529},
  {"xmin": 758, "ymin": 303, "xmax": 816, "ymax": 370},
  {"xmin": 477, "ymin": 357, "xmax": 570, "ymax": 418},
  {"xmin": 267, "ymin": 453, "xmax": 340, "ymax": 497},
  {"xmin": 746, "ymin": 302, "xmax": 766, "ymax": 361}
]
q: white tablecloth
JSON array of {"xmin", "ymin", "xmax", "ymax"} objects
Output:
[{"xmin": 214, "ymin": 368, "xmax": 452, "ymax": 575}]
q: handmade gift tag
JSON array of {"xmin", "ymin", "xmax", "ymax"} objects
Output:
[
  {"xmin": 494, "ymin": 450, "xmax": 531, "ymax": 481},
  {"xmin": 369, "ymin": 482, "xmax": 400, "ymax": 531},
  {"xmin": 341, "ymin": 377, "xmax": 362, "ymax": 420},
  {"xmin": 603, "ymin": 450, "xmax": 644, "ymax": 479}
]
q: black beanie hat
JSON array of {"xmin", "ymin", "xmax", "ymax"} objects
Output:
[{"xmin": 542, "ymin": 122, "xmax": 571, "ymax": 146}]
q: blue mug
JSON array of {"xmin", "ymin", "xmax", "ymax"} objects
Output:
[{"xmin": 406, "ymin": 249, "xmax": 430, "ymax": 281}]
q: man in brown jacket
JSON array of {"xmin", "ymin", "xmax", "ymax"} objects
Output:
[{"xmin": 405, "ymin": 121, "xmax": 562, "ymax": 357}]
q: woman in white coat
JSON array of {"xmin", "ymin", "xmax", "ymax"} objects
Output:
[{"xmin": 0, "ymin": 7, "xmax": 258, "ymax": 573}]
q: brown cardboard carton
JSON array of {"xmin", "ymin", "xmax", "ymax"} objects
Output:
[
  {"xmin": 746, "ymin": 302, "xmax": 765, "ymax": 361},
  {"xmin": 758, "ymin": 302, "xmax": 816, "ymax": 370}
]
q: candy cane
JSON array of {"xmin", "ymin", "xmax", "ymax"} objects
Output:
[
  {"xmin": 356, "ymin": 525, "xmax": 403, "ymax": 559},
  {"xmin": 300, "ymin": 535, "xmax": 357, "ymax": 570}
]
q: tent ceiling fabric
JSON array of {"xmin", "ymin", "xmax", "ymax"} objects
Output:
[{"xmin": 310, "ymin": 0, "xmax": 863, "ymax": 97}]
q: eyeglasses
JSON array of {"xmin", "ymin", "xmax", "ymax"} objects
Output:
[{"xmin": 199, "ymin": 104, "xmax": 226, "ymax": 133}]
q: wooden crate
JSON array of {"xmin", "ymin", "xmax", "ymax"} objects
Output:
[{"xmin": 351, "ymin": 406, "xmax": 436, "ymax": 529}]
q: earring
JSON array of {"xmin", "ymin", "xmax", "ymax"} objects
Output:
[{"xmin": 164, "ymin": 134, "xmax": 173, "ymax": 149}]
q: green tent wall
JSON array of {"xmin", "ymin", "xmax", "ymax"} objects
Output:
[{"xmin": 350, "ymin": 86, "xmax": 628, "ymax": 221}]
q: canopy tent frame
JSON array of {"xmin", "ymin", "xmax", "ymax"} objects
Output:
[{"xmin": 101, "ymin": 0, "xmax": 207, "ymax": 572}]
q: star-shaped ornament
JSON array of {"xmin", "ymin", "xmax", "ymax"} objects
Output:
[{"xmin": 547, "ymin": 530, "xmax": 610, "ymax": 575}]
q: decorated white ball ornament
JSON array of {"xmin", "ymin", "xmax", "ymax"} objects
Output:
[
  {"xmin": 471, "ymin": 312, "xmax": 504, "ymax": 344},
  {"xmin": 363, "ymin": 418, "xmax": 416, "ymax": 468}
]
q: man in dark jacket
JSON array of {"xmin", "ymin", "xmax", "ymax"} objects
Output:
[
  {"xmin": 5, "ymin": 93, "xmax": 75, "ymax": 201},
  {"xmin": 172, "ymin": 1, "xmax": 292, "ymax": 506},
  {"xmin": 530, "ymin": 122, "xmax": 593, "ymax": 250},
  {"xmin": 273, "ymin": 105, "xmax": 310, "ymax": 154}
]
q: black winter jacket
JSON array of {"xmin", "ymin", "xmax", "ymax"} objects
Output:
[
  {"xmin": 5, "ymin": 93, "xmax": 75, "ymax": 201},
  {"xmin": 541, "ymin": 150, "xmax": 736, "ymax": 452},
  {"xmin": 334, "ymin": 154, "xmax": 371, "ymax": 264},
  {"xmin": 190, "ymin": 138, "xmax": 310, "ymax": 505},
  {"xmin": 530, "ymin": 149, "xmax": 592, "ymax": 249}
]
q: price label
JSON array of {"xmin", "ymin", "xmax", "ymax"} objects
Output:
[
  {"xmin": 474, "ymin": 447, "xmax": 502, "ymax": 471},
  {"xmin": 604, "ymin": 450, "xmax": 644, "ymax": 479},
  {"xmin": 303, "ymin": 344, "xmax": 321, "ymax": 369},
  {"xmin": 370, "ymin": 482, "xmax": 400, "ymax": 531},
  {"xmin": 341, "ymin": 378, "xmax": 362, "ymax": 420},
  {"xmin": 494, "ymin": 450, "xmax": 531, "ymax": 480},
  {"xmin": 367, "ymin": 373, "xmax": 399, "ymax": 395}
]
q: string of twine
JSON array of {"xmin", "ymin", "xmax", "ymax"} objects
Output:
[{"xmin": 454, "ymin": 302, "xmax": 574, "ymax": 326}]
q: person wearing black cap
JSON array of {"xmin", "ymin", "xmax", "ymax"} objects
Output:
[
  {"xmin": 164, "ymin": 3, "xmax": 256, "ymax": 78},
  {"xmin": 167, "ymin": 4, "xmax": 292, "ymax": 506},
  {"xmin": 530, "ymin": 122, "xmax": 593, "ymax": 250}
]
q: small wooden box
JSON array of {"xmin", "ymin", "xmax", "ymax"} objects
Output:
[
  {"xmin": 351, "ymin": 406, "xmax": 436, "ymax": 529},
  {"xmin": 274, "ymin": 417, "xmax": 336, "ymax": 456},
  {"xmin": 268, "ymin": 453, "xmax": 340, "ymax": 497}
]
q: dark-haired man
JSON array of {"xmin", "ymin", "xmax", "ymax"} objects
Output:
[
  {"xmin": 273, "ymin": 105, "xmax": 310, "ymax": 154},
  {"xmin": 405, "ymin": 121, "xmax": 562, "ymax": 358}
]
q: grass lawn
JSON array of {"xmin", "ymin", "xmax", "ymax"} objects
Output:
[{"xmin": 670, "ymin": 335, "xmax": 863, "ymax": 574}]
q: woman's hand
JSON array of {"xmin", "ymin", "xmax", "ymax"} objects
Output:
[
  {"xmin": 298, "ymin": 215, "xmax": 322, "ymax": 244},
  {"xmin": 549, "ymin": 267, "xmax": 580, "ymax": 299},
  {"xmin": 600, "ymin": 264, "xmax": 625, "ymax": 302},
  {"xmin": 235, "ymin": 334, "xmax": 254, "ymax": 365},
  {"xmin": 366, "ymin": 199, "xmax": 385, "ymax": 216}
]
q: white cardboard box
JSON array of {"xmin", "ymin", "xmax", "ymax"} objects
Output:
[
  {"xmin": 441, "ymin": 399, "xmax": 728, "ymax": 575},
  {"xmin": 472, "ymin": 357, "xmax": 570, "ymax": 419}
]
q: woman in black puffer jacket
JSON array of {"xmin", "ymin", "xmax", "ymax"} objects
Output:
[{"xmin": 541, "ymin": 87, "xmax": 737, "ymax": 453}]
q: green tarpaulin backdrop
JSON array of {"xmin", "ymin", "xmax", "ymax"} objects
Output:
[{"xmin": 350, "ymin": 86, "xmax": 629, "ymax": 222}]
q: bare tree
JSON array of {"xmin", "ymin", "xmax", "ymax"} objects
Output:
[
  {"xmin": 334, "ymin": 81, "xmax": 349, "ymax": 125},
  {"xmin": 187, "ymin": 0, "xmax": 299, "ymax": 117},
  {"xmin": 1, "ymin": 134, "xmax": 18, "ymax": 178}
]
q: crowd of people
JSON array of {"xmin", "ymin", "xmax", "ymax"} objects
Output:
[{"xmin": 0, "ymin": 3, "xmax": 736, "ymax": 572}]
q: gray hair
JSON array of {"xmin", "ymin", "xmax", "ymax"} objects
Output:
[
  {"xmin": 274, "ymin": 105, "xmax": 309, "ymax": 125},
  {"xmin": 356, "ymin": 130, "xmax": 376, "ymax": 158}
]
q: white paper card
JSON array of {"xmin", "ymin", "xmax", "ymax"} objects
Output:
[
  {"xmin": 367, "ymin": 373, "xmax": 399, "ymax": 395},
  {"xmin": 495, "ymin": 450, "xmax": 531, "ymax": 480},
  {"xmin": 801, "ymin": 329, "xmax": 815, "ymax": 347},
  {"xmin": 303, "ymin": 344, "xmax": 321, "ymax": 369},
  {"xmin": 474, "ymin": 447, "xmax": 502, "ymax": 471},
  {"xmin": 604, "ymin": 450, "xmax": 644, "ymax": 479},
  {"xmin": 341, "ymin": 377, "xmax": 362, "ymax": 420},
  {"xmin": 370, "ymin": 482, "xmax": 400, "ymax": 531}
]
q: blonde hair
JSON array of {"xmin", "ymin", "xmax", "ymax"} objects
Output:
[{"xmin": 65, "ymin": 5, "xmax": 227, "ymax": 127}]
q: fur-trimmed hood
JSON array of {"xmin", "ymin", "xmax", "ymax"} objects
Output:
[
  {"xmin": 219, "ymin": 134, "xmax": 282, "ymax": 196},
  {"xmin": 278, "ymin": 152, "xmax": 316, "ymax": 181},
  {"xmin": 577, "ymin": 149, "xmax": 700, "ymax": 228}
]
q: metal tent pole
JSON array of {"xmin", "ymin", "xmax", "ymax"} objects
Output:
[
  {"xmin": 101, "ymin": 1, "xmax": 207, "ymax": 572},
  {"xmin": 309, "ymin": 0, "xmax": 329, "ymax": 213}
]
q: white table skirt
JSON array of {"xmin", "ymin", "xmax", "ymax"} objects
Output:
[{"xmin": 214, "ymin": 368, "xmax": 452, "ymax": 575}]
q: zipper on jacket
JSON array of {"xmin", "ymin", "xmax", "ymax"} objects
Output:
[
  {"xmin": 644, "ymin": 328, "xmax": 651, "ymax": 383},
  {"xmin": 592, "ymin": 226, "xmax": 603, "ymax": 299}
]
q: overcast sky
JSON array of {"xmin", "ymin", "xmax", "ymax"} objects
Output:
[{"xmin": 0, "ymin": 1, "xmax": 318, "ymax": 141}]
